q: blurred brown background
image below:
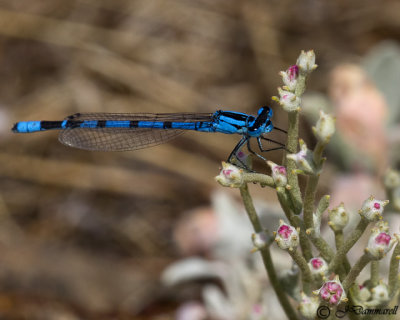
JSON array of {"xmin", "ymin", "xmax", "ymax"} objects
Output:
[{"xmin": 0, "ymin": 0, "xmax": 399, "ymax": 319}]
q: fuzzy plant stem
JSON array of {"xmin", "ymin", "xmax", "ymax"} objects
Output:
[
  {"xmin": 342, "ymin": 253, "xmax": 372, "ymax": 292},
  {"xmin": 388, "ymin": 242, "xmax": 400, "ymax": 298},
  {"xmin": 329, "ymin": 218, "xmax": 369, "ymax": 273},
  {"xmin": 276, "ymin": 187, "xmax": 313, "ymax": 261},
  {"xmin": 303, "ymin": 175, "xmax": 318, "ymax": 231},
  {"xmin": 239, "ymin": 184, "xmax": 299, "ymax": 320},
  {"xmin": 285, "ymin": 111, "xmax": 303, "ymax": 215},
  {"xmin": 303, "ymin": 141, "xmax": 324, "ymax": 230},
  {"xmin": 370, "ymin": 261, "xmax": 380, "ymax": 287},
  {"xmin": 288, "ymin": 249, "xmax": 313, "ymax": 294},
  {"xmin": 333, "ymin": 230, "xmax": 351, "ymax": 274},
  {"xmin": 302, "ymin": 142, "xmax": 336, "ymax": 263},
  {"xmin": 284, "ymin": 73, "xmax": 308, "ymax": 216},
  {"xmin": 242, "ymin": 172, "xmax": 275, "ymax": 187}
]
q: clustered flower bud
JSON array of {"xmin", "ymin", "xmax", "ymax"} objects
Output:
[
  {"xmin": 308, "ymin": 257, "xmax": 328, "ymax": 278},
  {"xmin": 298, "ymin": 292, "xmax": 319, "ymax": 319},
  {"xmin": 366, "ymin": 229, "xmax": 396, "ymax": 259},
  {"xmin": 274, "ymin": 221, "xmax": 299, "ymax": 251},
  {"xmin": 383, "ymin": 169, "xmax": 400, "ymax": 211},
  {"xmin": 393, "ymin": 188, "xmax": 400, "ymax": 211},
  {"xmin": 267, "ymin": 161, "xmax": 287, "ymax": 187},
  {"xmin": 280, "ymin": 65, "xmax": 299, "ymax": 91},
  {"xmin": 286, "ymin": 139, "xmax": 317, "ymax": 175},
  {"xmin": 313, "ymin": 276, "xmax": 347, "ymax": 305},
  {"xmin": 296, "ymin": 50, "xmax": 318, "ymax": 73},
  {"xmin": 328, "ymin": 203, "xmax": 349, "ymax": 231},
  {"xmin": 384, "ymin": 169, "xmax": 400, "ymax": 189},
  {"xmin": 251, "ymin": 231, "xmax": 271, "ymax": 252},
  {"xmin": 274, "ymin": 88, "xmax": 301, "ymax": 112},
  {"xmin": 312, "ymin": 110, "xmax": 336, "ymax": 144},
  {"xmin": 374, "ymin": 220, "xmax": 389, "ymax": 233},
  {"xmin": 371, "ymin": 282, "xmax": 389, "ymax": 303},
  {"xmin": 215, "ymin": 162, "xmax": 244, "ymax": 188},
  {"xmin": 358, "ymin": 284, "xmax": 371, "ymax": 302},
  {"xmin": 359, "ymin": 196, "xmax": 389, "ymax": 221}
]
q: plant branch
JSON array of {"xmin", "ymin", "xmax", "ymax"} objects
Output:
[
  {"xmin": 276, "ymin": 186, "xmax": 313, "ymax": 261},
  {"xmin": 388, "ymin": 241, "xmax": 400, "ymax": 298},
  {"xmin": 288, "ymin": 249, "xmax": 313, "ymax": 294},
  {"xmin": 239, "ymin": 184, "xmax": 299, "ymax": 320},
  {"xmin": 285, "ymin": 111, "xmax": 303, "ymax": 214},
  {"xmin": 329, "ymin": 218, "xmax": 369, "ymax": 273},
  {"xmin": 333, "ymin": 230, "xmax": 351, "ymax": 273},
  {"xmin": 243, "ymin": 172, "xmax": 275, "ymax": 188},
  {"xmin": 370, "ymin": 261, "xmax": 380, "ymax": 288},
  {"xmin": 342, "ymin": 253, "xmax": 372, "ymax": 292}
]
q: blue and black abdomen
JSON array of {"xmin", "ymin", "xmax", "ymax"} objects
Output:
[
  {"xmin": 12, "ymin": 112, "xmax": 216, "ymax": 151},
  {"xmin": 12, "ymin": 107, "xmax": 275, "ymax": 151}
]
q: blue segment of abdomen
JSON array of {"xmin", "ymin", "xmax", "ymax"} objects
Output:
[
  {"xmin": 136, "ymin": 121, "xmax": 214, "ymax": 131},
  {"xmin": 13, "ymin": 121, "xmax": 43, "ymax": 133}
]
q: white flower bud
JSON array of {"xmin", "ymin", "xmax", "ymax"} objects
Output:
[
  {"xmin": 371, "ymin": 283, "xmax": 389, "ymax": 303},
  {"xmin": 298, "ymin": 292, "xmax": 319, "ymax": 319},
  {"xmin": 312, "ymin": 110, "xmax": 335, "ymax": 144},
  {"xmin": 374, "ymin": 220, "xmax": 390, "ymax": 233},
  {"xmin": 215, "ymin": 162, "xmax": 244, "ymax": 188},
  {"xmin": 296, "ymin": 50, "xmax": 318, "ymax": 73},
  {"xmin": 328, "ymin": 203, "xmax": 349, "ymax": 231},
  {"xmin": 358, "ymin": 285, "xmax": 371, "ymax": 302},
  {"xmin": 251, "ymin": 231, "xmax": 271, "ymax": 252},
  {"xmin": 286, "ymin": 139, "xmax": 317, "ymax": 175},
  {"xmin": 274, "ymin": 88, "xmax": 301, "ymax": 112},
  {"xmin": 384, "ymin": 169, "xmax": 400, "ymax": 189},
  {"xmin": 267, "ymin": 161, "xmax": 287, "ymax": 187},
  {"xmin": 393, "ymin": 187, "xmax": 400, "ymax": 211},
  {"xmin": 359, "ymin": 196, "xmax": 389, "ymax": 221}
]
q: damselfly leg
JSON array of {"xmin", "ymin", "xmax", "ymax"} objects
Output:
[{"xmin": 227, "ymin": 136, "xmax": 252, "ymax": 170}]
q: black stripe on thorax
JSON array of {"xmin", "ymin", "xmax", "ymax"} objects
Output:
[
  {"xmin": 250, "ymin": 107, "xmax": 271, "ymax": 130},
  {"xmin": 220, "ymin": 111, "xmax": 248, "ymax": 121}
]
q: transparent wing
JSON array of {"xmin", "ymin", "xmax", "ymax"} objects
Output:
[{"xmin": 59, "ymin": 112, "xmax": 213, "ymax": 151}]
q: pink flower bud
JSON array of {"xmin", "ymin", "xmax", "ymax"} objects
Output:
[
  {"xmin": 314, "ymin": 276, "xmax": 347, "ymax": 305},
  {"xmin": 359, "ymin": 196, "xmax": 389, "ymax": 221},
  {"xmin": 308, "ymin": 257, "xmax": 328, "ymax": 277},
  {"xmin": 288, "ymin": 65, "xmax": 299, "ymax": 80},
  {"xmin": 279, "ymin": 65, "xmax": 299, "ymax": 91},
  {"xmin": 366, "ymin": 230, "xmax": 396, "ymax": 259},
  {"xmin": 274, "ymin": 220, "xmax": 299, "ymax": 251},
  {"xmin": 267, "ymin": 161, "xmax": 287, "ymax": 187},
  {"xmin": 215, "ymin": 162, "xmax": 244, "ymax": 188}
]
